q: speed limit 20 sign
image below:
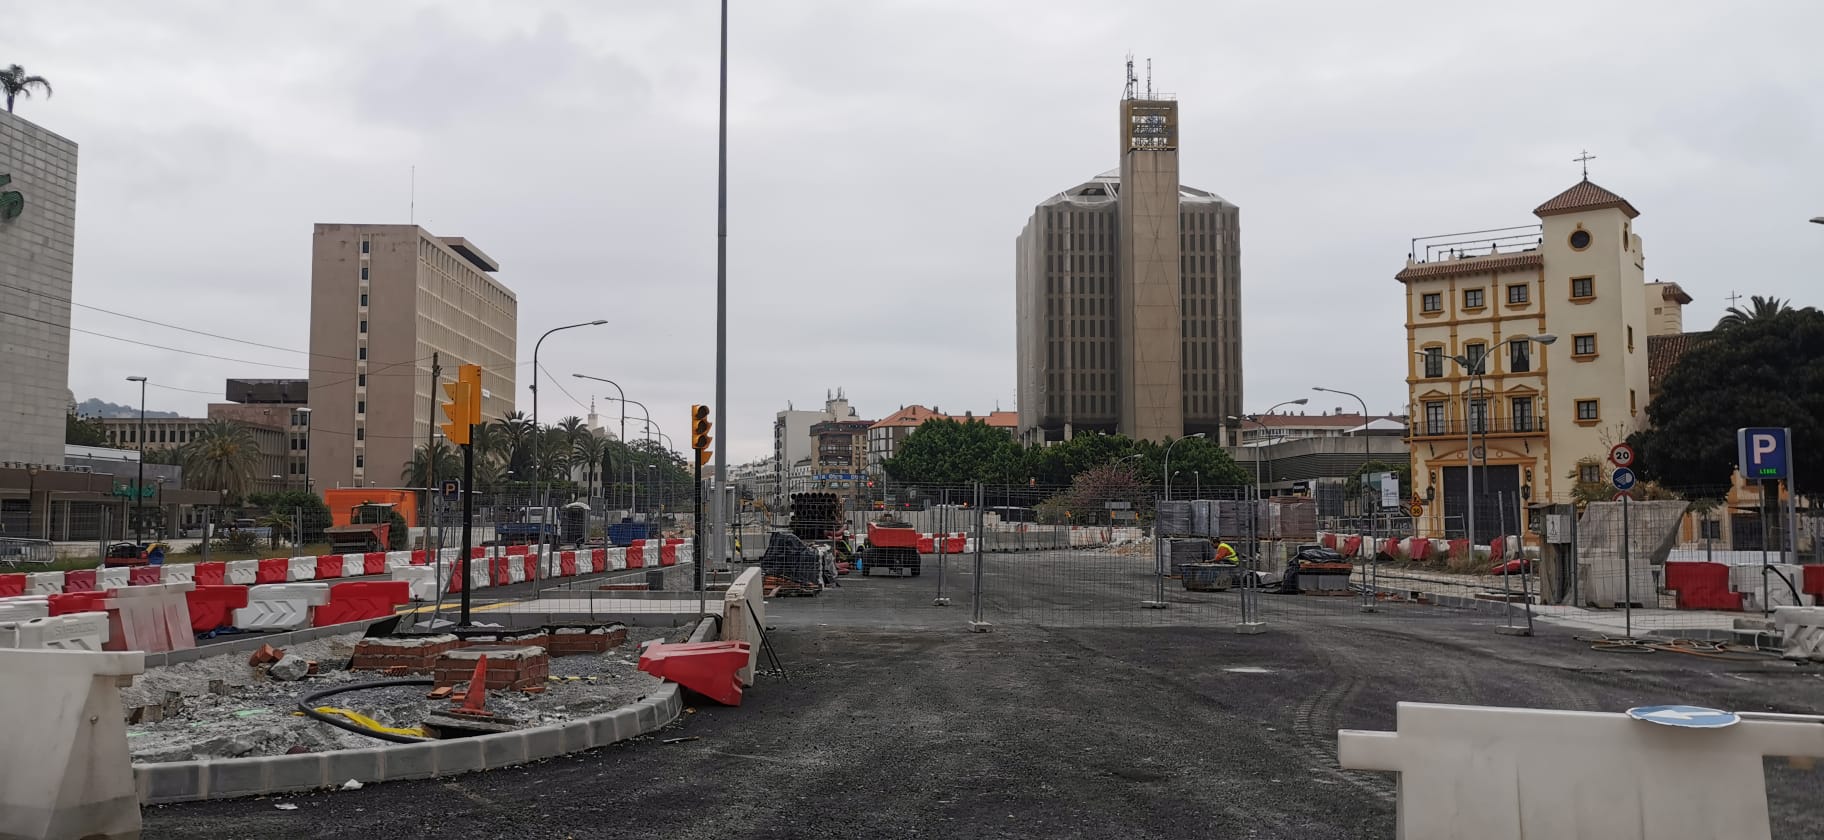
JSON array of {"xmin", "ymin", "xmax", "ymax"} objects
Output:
[{"xmin": 1609, "ymin": 443, "xmax": 1635, "ymax": 468}]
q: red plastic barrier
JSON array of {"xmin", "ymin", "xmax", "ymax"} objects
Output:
[
  {"xmin": 316, "ymin": 555, "xmax": 345, "ymax": 580},
  {"xmin": 490, "ymin": 557, "xmax": 511, "ymax": 587},
  {"xmin": 660, "ymin": 543, "xmax": 678, "ymax": 566},
  {"xmin": 0, "ymin": 573, "xmax": 24, "ymax": 597},
  {"xmin": 193, "ymin": 562, "xmax": 226, "ymax": 586},
  {"xmin": 559, "ymin": 552, "xmax": 577, "ymax": 577},
  {"xmin": 186, "ymin": 585, "xmax": 250, "ymax": 632},
  {"xmin": 364, "ymin": 552, "xmax": 387, "ymax": 575},
  {"xmin": 1490, "ymin": 539, "xmax": 1506, "ymax": 562},
  {"xmin": 1665, "ymin": 561, "xmax": 1743, "ymax": 610},
  {"xmin": 1342, "ymin": 535, "xmax": 1363, "ymax": 557},
  {"xmin": 944, "ymin": 536, "xmax": 966, "ymax": 554},
  {"xmin": 1447, "ymin": 539, "xmax": 1469, "ymax": 560},
  {"xmin": 637, "ymin": 641, "xmax": 753, "ymax": 706},
  {"xmin": 916, "ymin": 536, "xmax": 935, "ymax": 554},
  {"xmin": 129, "ymin": 566, "xmax": 163, "ymax": 586},
  {"xmin": 446, "ymin": 568, "xmax": 465, "ymax": 593},
  {"xmin": 1804, "ymin": 566, "xmax": 1824, "ymax": 598},
  {"xmin": 506, "ymin": 545, "xmax": 529, "ymax": 557},
  {"xmin": 590, "ymin": 548, "xmax": 607, "ymax": 573},
  {"xmin": 313, "ymin": 580, "xmax": 410, "ymax": 627},
  {"xmin": 1321, "ymin": 533, "xmax": 1338, "ymax": 550},
  {"xmin": 411, "ymin": 549, "xmax": 427, "ymax": 564},
  {"xmin": 48, "ymin": 590, "xmax": 108, "ymax": 616},
  {"xmin": 522, "ymin": 555, "xmax": 537, "ymax": 581},
  {"xmin": 626, "ymin": 543, "xmax": 645, "ymax": 569},
  {"xmin": 63, "ymin": 569, "xmax": 97, "ymax": 593},
  {"xmin": 256, "ymin": 558, "xmax": 287, "ymax": 584},
  {"xmin": 471, "ymin": 547, "xmax": 487, "ymax": 559},
  {"xmin": 1407, "ymin": 538, "xmax": 1432, "ymax": 562}
]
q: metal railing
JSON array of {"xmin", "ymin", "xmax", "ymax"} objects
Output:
[{"xmin": 0, "ymin": 537, "xmax": 55, "ymax": 567}]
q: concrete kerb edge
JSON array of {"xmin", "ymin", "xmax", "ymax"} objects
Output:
[
  {"xmin": 132, "ymin": 615, "xmax": 716, "ymax": 804},
  {"xmin": 142, "ymin": 617, "xmax": 394, "ymax": 669}
]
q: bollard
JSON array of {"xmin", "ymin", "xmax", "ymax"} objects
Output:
[{"xmin": 1237, "ymin": 568, "xmax": 1264, "ymax": 634}]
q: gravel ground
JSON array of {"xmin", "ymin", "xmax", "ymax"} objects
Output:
[{"xmin": 126, "ymin": 625, "xmax": 681, "ymax": 763}]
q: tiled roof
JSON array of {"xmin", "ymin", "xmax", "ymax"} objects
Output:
[
  {"xmin": 1533, "ymin": 179, "xmax": 1639, "ymax": 219},
  {"xmin": 870, "ymin": 406, "xmax": 1019, "ymax": 430},
  {"xmin": 1648, "ymin": 331, "xmax": 1710, "ymax": 396},
  {"xmin": 1395, "ymin": 252, "xmax": 1542, "ymax": 283}
]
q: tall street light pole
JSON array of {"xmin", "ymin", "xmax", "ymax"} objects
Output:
[
  {"xmin": 1314, "ymin": 386, "xmax": 1372, "ymax": 515},
  {"xmin": 1163, "ymin": 433, "xmax": 1206, "ymax": 501},
  {"xmin": 530, "ymin": 320, "xmax": 607, "ymax": 594},
  {"xmin": 571, "ymin": 374, "xmax": 627, "ymax": 508},
  {"xmin": 713, "ymin": 0, "xmax": 731, "ymax": 567},
  {"xmin": 127, "ymin": 376, "xmax": 147, "ymax": 543}
]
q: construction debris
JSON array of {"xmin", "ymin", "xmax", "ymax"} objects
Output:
[{"xmin": 268, "ymin": 654, "xmax": 311, "ymax": 682}]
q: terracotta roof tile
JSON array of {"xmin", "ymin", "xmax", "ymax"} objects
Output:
[
  {"xmin": 1533, "ymin": 179, "xmax": 1639, "ymax": 219},
  {"xmin": 1647, "ymin": 331, "xmax": 1710, "ymax": 396},
  {"xmin": 1396, "ymin": 252, "xmax": 1542, "ymax": 283},
  {"xmin": 869, "ymin": 406, "xmax": 1018, "ymax": 430}
]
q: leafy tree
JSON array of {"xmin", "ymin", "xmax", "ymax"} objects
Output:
[
  {"xmin": 574, "ymin": 434, "xmax": 607, "ymax": 501},
  {"xmin": 1633, "ymin": 307, "xmax": 1824, "ymax": 488},
  {"xmin": 245, "ymin": 490, "xmax": 333, "ymax": 543},
  {"xmin": 1036, "ymin": 462, "xmax": 1151, "ymax": 524},
  {"xmin": 1715, "ymin": 295, "xmax": 1811, "ymax": 331},
  {"xmin": 401, "ymin": 441, "xmax": 462, "ymax": 488},
  {"xmin": 1, "ymin": 64, "xmax": 51, "ymax": 114},
  {"xmin": 1345, "ymin": 459, "xmax": 1412, "ymax": 502},
  {"xmin": 65, "ymin": 413, "xmax": 107, "ymax": 446},
  {"xmin": 178, "ymin": 420, "xmax": 261, "ymax": 504},
  {"xmin": 883, "ymin": 418, "xmax": 1024, "ymax": 486}
]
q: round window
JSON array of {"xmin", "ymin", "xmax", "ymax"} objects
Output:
[{"xmin": 1569, "ymin": 230, "xmax": 1592, "ymax": 250}]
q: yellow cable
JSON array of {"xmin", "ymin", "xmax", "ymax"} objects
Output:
[{"xmin": 314, "ymin": 706, "xmax": 430, "ymax": 738}]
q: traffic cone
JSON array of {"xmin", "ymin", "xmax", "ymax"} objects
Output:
[{"xmin": 454, "ymin": 655, "xmax": 491, "ymax": 717}]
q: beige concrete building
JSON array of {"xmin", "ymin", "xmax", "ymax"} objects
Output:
[
  {"xmin": 1399, "ymin": 178, "xmax": 1679, "ymax": 537},
  {"xmin": 1015, "ymin": 94, "xmax": 1241, "ymax": 445},
  {"xmin": 0, "ymin": 110, "xmax": 78, "ymax": 468},
  {"xmin": 211, "ymin": 378, "xmax": 311, "ymax": 489},
  {"xmin": 98, "ymin": 416, "xmax": 289, "ymax": 497},
  {"xmin": 1644, "ymin": 280, "xmax": 1692, "ymax": 337},
  {"xmin": 308, "ymin": 225, "xmax": 516, "ymax": 491}
]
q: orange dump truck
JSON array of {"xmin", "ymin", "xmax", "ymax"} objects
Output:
[{"xmin": 324, "ymin": 488, "xmax": 419, "ymax": 528}]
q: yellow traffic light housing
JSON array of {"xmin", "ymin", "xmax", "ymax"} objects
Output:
[
  {"xmin": 690, "ymin": 404, "xmax": 712, "ymax": 465},
  {"xmin": 440, "ymin": 364, "xmax": 483, "ymax": 445}
]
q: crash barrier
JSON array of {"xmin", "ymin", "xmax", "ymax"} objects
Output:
[
  {"xmin": 1773, "ymin": 606, "xmax": 1824, "ymax": 662},
  {"xmin": 638, "ymin": 640, "xmax": 751, "ymax": 706},
  {"xmin": 0, "ymin": 612, "xmax": 110, "ymax": 651},
  {"xmin": 1339, "ymin": 701, "xmax": 1824, "ymax": 840},
  {"xmin": 311, "ymin": 580, "xmax": 410, "ymax": 627},
  {"xmin": 231, "ymin": 583, "xmax": 331, "ymax": 631},
  {"xmin": 103, "ymin": 582, "xmax": 196, "ymax": 653},
  {"xmin": 0, "ymin": 648, "xmax": 144, "ymax": 840},
  {"xmin": 721, "ymin": 567, "xmax": 766, "ymax": 685},
  {"xmin": 0, "ymin": 596, "xmax": 48, "ymax": 623},
  {"xmin": 404, "ymin": 540, "xmax": 691, "ymax": 598}
]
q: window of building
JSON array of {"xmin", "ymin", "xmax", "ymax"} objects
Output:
[
  {"xmin": 1569, "ymin": 229, "xmax": 1592, "ymax": 250},
  {"xmin": 1509, "ymin": 340, "xmax": 1531, "ymax": 373},
  {"xmin": 357, "ymin": 347, "xmax": 366, "ymax": 361},
  {"xmin": 1580, "ymin": 462, "xmax": 1602, "ymax": 483},
  {"xmin": 355, "ymin": 427, "xmax": 364, "ymax": 441},
  {"xmin": 1576, "ymin": 399, "xmax": 1599, "ymax": 422},
  {"xmin": 1469, "ymin": 399, "xmax": 1488, "ymax": 434},
  {"xmin": 357, "ymin": 374, "xmax": 366, "ymax": 387},
  {"xmin": 1506, "ymin": 284, "xmax": 1529, "ymax": 305},
  {"xmin": 1511, "ymin": 396, "xmax": 1535, "ymax": 432},
  {"xmin": 1464, "ymin": 342, "xmax": 1487, "ymax": 372},
  {"xmin": 355, "ymin": 455, "xmax": 364, "ymax": 469},
  {"xmin": 1424, "ymin": 401, "xmax": 1446, "ymax": 436},
  {"xmin": 1573, "ymin": 334, "xmax": 1597, "ymax": 356},
  {"xmin": 360, "ymin": 240, "xmax": 370, "ymax": 254},
  {"xmin": 360, "ymin": 293, "xmax": 368, "ymax": 307},
  {"xmin": 360, "ymin": 267, "xmax": 369, "ymax": 280},
  {"xmin": 1571, "ymin": 276, "xmax": 1595, "ymax": 299},
  {"xmin": 357, "ymin": 400, "xmax": 365, "ymax": 415},
  {"xmin": 1421, "ymin": 293, "xmax": 1442, "ymax": 313},
  {"xmin": 1630, "ymin": 389, "xmax": 1637, "ymax": 414},
  {"xmin": 359, "ymin": 320, "xmax": 367, "ymax": 334},
  {"xmin": 1627, "ymin": 326, "xmax": 1635, "ymax": 351},
  {"xmin": 1463, "ymin": 288, "xmax": 1485, "ymax": 309}
]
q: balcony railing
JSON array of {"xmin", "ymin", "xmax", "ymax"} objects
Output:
[{"xmin": 1412, "ymin": 418, "xmax": 1547, "ymax": 438}]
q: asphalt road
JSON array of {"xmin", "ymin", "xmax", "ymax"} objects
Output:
[{"xmin": 146, "ymin": 551, "xmax": 1824, "ymax": 839}]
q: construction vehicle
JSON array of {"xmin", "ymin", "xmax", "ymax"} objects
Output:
[
  {"xmin": 325, "ymin": 503, "xmax": 397, "ymax": 554},
  {"xmin": 854, "ymin": 517, "xmax": 922, "ymax": 577}
]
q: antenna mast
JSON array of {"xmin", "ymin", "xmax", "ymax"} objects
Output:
[
  {"xmin": 1146, "ymin": 58, "xmax": 1152, "ymax": 99},
  {"xmin": 1123, "ymin": 53, "xmax": 1137, "ymax": 100}
]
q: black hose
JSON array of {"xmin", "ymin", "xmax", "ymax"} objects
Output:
[
  {"xmin": 1764, "ymin": 565, "xmax": 1804, "ymax": 605},
  {"xmin": 297, "ymin": 679, "xmax": 435, "ymax": 744}
]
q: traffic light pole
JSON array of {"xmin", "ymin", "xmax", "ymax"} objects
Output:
[
  {"xmin": 694, "ymin": 456, "xmax": 706, "ymax": 619},
  {"xmin": 460, "ymin": 438, "xmax": 474, "ymax": 627}
]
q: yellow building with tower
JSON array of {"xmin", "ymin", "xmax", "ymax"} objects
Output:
[{"xmin": 1397, "ymin": 176, "xmax": 1685, "ymax": 540}]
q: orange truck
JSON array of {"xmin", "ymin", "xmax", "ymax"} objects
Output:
[{"xmin": 324, "ymin": 488, "xmax": 419, "ymax": 528}]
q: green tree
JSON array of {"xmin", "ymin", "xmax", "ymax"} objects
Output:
[
  {"xmin": 883, "ymin": 418, "xmax": 1024, "ymax": 486},
  {"xmin": 1345, "ymin": 459, "xmax": 1412, "ymax": 502},
  {"xmin": 574, "ymin": 434, "xmax": 607, "ymax": 502},
  {"xmin": 401, "ymin": 441, "xmax": 462, "ymax": 488},
  {"xmin": 246, "ymin": 490, "xmax": 333, "ymax": 542},
  {"xmin": 65, "ymin": 413, "xmax": 107, "ymax": 446},
  {"xmin": 178, "ymin": 420, "xmax": 261, "ymax": 504},
  {"xmin": 1, "ymin": 64, "xmax": 51, "ymax": 114},
  {"xmin": 1633, "ymin": 306, "xmax": 1824, "ymax": 487},
  {"xmin": 1715, "ymin": 295, "xmax": 1811, "ymax": 331}
]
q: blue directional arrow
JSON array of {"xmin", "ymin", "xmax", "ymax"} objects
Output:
[{"xmin": 1625, "ymin": 704, "xmax": 1739, "ymax": 728}]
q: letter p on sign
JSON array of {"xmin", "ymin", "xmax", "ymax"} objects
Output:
[{"xmin": 1737, "ymin": 427, "xmax": 1792, "ymax": 482}]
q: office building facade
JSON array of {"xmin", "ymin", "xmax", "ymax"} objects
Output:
[
  {"xmin": 0, "ymin": 111, "xmax": 78, "ymax": 466},
  {"xmin": 308, "ymin": 225, "xmax": 516, "ymax": 490}
]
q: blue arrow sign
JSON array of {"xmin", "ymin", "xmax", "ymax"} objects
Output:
[
  {"xmin": 1626, "ymin": 704, "xmax": 1739, "ymax": 728},
  {"xmin": 1611, "ymin": 467, "xmax": 1637, "ymax": 491}
]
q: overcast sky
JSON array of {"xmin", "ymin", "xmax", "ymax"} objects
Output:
[{"xmin": 10, "ymin": 0, "xmax": 1823, "ymax": 463}]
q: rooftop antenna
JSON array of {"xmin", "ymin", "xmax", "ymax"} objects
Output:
[
  {"xmin": 1123, "ymin": 53, "xmax": 1137, "ymax": 100},
  {"xmin": 410, "ymin": 165, "xmax": 416, "ymax": 224},
  {"xmin": 1146, "ymin": 58, "xmax": 1153, "ymax": 99}
]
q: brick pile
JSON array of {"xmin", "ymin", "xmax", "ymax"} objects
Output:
[
  {"xmin": 434, "ymin": 646, "xmax": 548, "ymax": 692},
  {"xmin": 547, "ymin": 626, "xmax": 629, "ymax": 656},
  {"xmin": 349, "ymin": 634, "xmax": 462, "ymax": 675}
]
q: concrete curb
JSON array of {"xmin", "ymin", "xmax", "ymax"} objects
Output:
[
  {"xmin": 144, "ymin": 618, "xmax": 395, "ymax": 669},
  {"xmin": 133, "ymin": 616, "xmax": 716, "ymax": 804}
]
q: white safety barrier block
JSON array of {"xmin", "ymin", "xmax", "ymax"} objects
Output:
[
  {"xmin": 543, "ymin": 553, "xmax": 562, "ymax": 578},
  {"xmin": 0, "ymin": 597, "xmax": 51, "ymax": 624},
  {"xmin": 339, "ymin": 554, "xmax": 364, "ymax": 578},
  {"xmin": 506, "ymin": 559, "xmax": 527, "ymax": 585},
  {"xmin": 1340, "ymin": 701, "xmax": 1824, "ymax": 840},
  {"xmin": 159, "ymin": 563, "xmax": 195, "ymax": 585},
  {"xmin": 1732, "ymin": 563, "xmax": 1808, "ymax": 610},
  {"xmin": 678, "ymin": 542, "xmax": 695, "ymax": 565},
  {"xmin": 224, "ymin": 559, "xmax": 260, "ymax": 585},
  {"xmin": 0, "ymin": 647, "xmax": 145, "ymax": 840},
  {"xmin": 0, "ymin": 612, "xmax": 110, "ymax": 651},
  {"xmin": 25, "ymin": 572, "xmax": 64, "ymax": 596},
  {"xmin": 470, "ymin": 562, "xmax": 490, "ymax": 590},
  {"xmin": 232, "ymin": 583, "xmax": 330, "ymax": 631},
  {"xmin": 387, "ymin": 552, "xmax": 417, "ymax": 570},
  {"xmin": 104, "ymin": 581, "xmax": 196, "ymax": 654},
  {"xmin": 95, "ymin": 568, "xmax": 130, "ymax": 591},
  {"xmin": 1774, "ymin": 606, "xmax": 1824, "ymax": 662},
  {"xmin": 285, "ymin": 556, "xmax": 317, "ymax": 582},
  {"xmin": 604, "ymin": 547, "xmax": 627, "ymax": 571},
  {"xmin": 722, "ymin": 567, "xmax": 765, "ymax": 685},
  {"xmin": 391, "ymin": 566, "xmax": 439, "ymax": 602}
]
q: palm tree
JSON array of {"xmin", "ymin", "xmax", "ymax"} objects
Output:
[
  {"xmin": 556, "ymin": 416, "xmax": 587, "ymax": 443},
  {"xmin": 470, "ymin": 420, "xmax": 507, "ymax": 463},
  {"xmin": 574, "ymin": 434, "xmax": 607, "ymax": 502},
  {"xmin": 498, "ymin": 411, "xmax": 536, "ymax": 474},
  {"xmin": 538, "ymin": 428, "xmax": 574, "ymax": 484},
  {"xmin": 1716, "ymin": 295, "xmax": 1794, "ymax": 330},
  {"xmin": 179, "ymin": 420, "xmax": 261, "ymax": 504},
  {"xmin": 1, "ymin": 65, "xmax": 52, "ymax": 114},
  {"xmin": 401, "ymin": 441, "xmax": 462, "ymax": 488}
]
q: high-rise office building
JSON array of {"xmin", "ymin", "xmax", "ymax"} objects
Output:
[
  {"xmin": 307, "ymin": 225, "xmax": 516, "ymax": 490},
  {"xmin": 1015, "ymin": 92, "xmax": 1241, "ymax": 444},
  {"xmin": 0, "ymin": 110, "xmax": 78, "ymax": 466}
]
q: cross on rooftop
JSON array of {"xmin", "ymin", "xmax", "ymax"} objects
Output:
[{"xmin": 1574, "ymin": 150, "xmax": 1596, "ymax": 180}]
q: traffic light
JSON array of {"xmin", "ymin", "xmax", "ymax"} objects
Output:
[
  {"xmin": 440, "ymin": 364, "xmax": 482, "ymax": 445},
  {"xmin": 690, "ymin": 404, "xmax": 713, "ymax": 467}
]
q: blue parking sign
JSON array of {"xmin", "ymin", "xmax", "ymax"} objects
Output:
[{"xmin": 1737, "ymin": 427, "xmax": 1792, "ymax": 481}]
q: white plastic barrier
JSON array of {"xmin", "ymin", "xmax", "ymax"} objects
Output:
[
  {"xmin": 1339, "ymin": 701, "xmax": 1824, "ymax": 840},
  {"xmin": 1731, "ymin": 563, "xmax": 1809, "ymax": 610},
  {"xmin": 391, "ymin": 566, "xmax": 439, "ymax": 602},
  {"xmin": 285, "ymin": 556, "xmax": 317, "ymax": 582},
  {"xmin": 159, "ymin": 563, "xmax": 195, "ymax": 585},
  {"xmin": 543, "ymin": 553, "xmax": 563, "ymax": 578},
  {"xmin": 104, "ymin": 582, "xmax": 195, "ymax": 653},
  {"xmin": 387, "ymin": 552, "xmax": 417, "ymax": 570},
  {"xmin": 0, "ymin": 648, "xmax": 144, "ymax": 840},
  {"xmin": 0, "ymin": 597, "xmax": 50, "ymax": 624},
  {"xmin": 341, "ymin": 554, "xmax": 366, "ymax": 578},
  {"xmin": 25, "ymin": 572, "xmax": 63, "ymax": 596},
  {"xmin": 506, "ymin": 558, "xmax": 527, "ymax": 585},
  {"xmin": 1773, "ymin": 606, "xmax": 1824, "ymax": 662},
  {"xmin": 470, "ymin": 562, "xmax": 489, "ymax": 590},
  {"xmin": 0, "ymin": 612, "xmax": 110, "ymax": 652},
  {"xmin": 224, "ymin": 559, "xmax": 259, "ymax": 585},
  {"xmin": 232, "ymin": 583, "xmax": 330, "ymax": 631},
  {"xmin": 604, "ymin": 547, "xmax": 627, "ymax": 571},
  {"xmin": 721, "ymin": 567, "xmax": 765, "ymax": 685},
  {"xmin": 94, "ymin": 568, "xmax": 129, "ymax": 591}
]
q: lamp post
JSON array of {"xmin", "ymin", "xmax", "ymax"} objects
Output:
[
  {"xmin": 1313, "ymin": 386, "xmax": 1372, "ymax": 517},
  {"xmin": 1163, "ymin": 433, "xmax": 1206, "ymax": 501},
  {"xmin": 530, "ymin": 321, "xmax": 607, "ymax": 592},
  {"xmin": 575, "ymin": 376, "xmax": 647, "ymax": 521},
  {"xmin": 1413, "ymin": 334, "xmax": 1554, "ymax": 551},
  {"xmin": 571, "ymin": 374, "xmax": 628, "ymax": 508},
  {"xmin": 127, "ymin": 376, "xmax": 148, "ymax": 543}
]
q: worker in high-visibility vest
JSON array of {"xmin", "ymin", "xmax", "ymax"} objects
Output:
[{"xmin": 1214, "ymin": 541, "xmax": 1237, "ymax": 564}]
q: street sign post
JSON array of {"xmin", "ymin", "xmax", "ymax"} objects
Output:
[
  {"xmin": 1737, "ymin": 427, "xmax": 1792, "ymax": 481},
  {"xmin": 440, "ymin": 480, "xmax": 460, "ymax": 502},
  {"xmin": 1609, "ymin": 443, "xmax": 1635, "ymax": 468},
  {"xmin": 1378, "ymin": 473, "xmax": 1401, "ymax": 509},
  {"xmin": 1408, "ymin": 501, "xmax": 1424, "ymax": 517},
  {"xmin": 1611, "ymin": 467, "xmax": 1637, "ymax": 491}
]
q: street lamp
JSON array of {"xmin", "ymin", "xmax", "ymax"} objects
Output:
[
  {"xmin": 127, "ymin": 376, "xmax": 148, "ymax": 543},
  {"xmin": 1163, "ymin": 433, "xmax": 1206, "ymax": 501},
  {"xmin": 570, "ymin": 374, "xmax": 628, "ymax": 508},
  {"xmin": 1314, "ymin": 386, "xmax": 1372, "ymax": 517},
  {"xmin": 530, "ymin": 320, "xmax": 607, "ymax": 590},
  {"xmin": 575, "ymin": 375, "xmax": 650, "ymax": 519}
]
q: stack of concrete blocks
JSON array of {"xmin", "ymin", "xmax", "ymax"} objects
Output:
[
  {"xmin": 1156, "ymin": 501, "xmax": 1192, "ymax": 536},
  {"xmin": 1575, "ymin": 500, "xmax": 1686, "ymax": 608},
  {"xmin": 720, "ymin": 567, "xmax": 765, "ymax": 685},
  {"xmin": 0, "ymin": 647, "xmax": 145, "ymax": 840},
  {"xmin": 1340, "ymin": 701, "xmax": 1824, "ymax": 840},
  {"xmin": 1773, "ymin": 606, "xmax": 1824, "ymax": 662}
]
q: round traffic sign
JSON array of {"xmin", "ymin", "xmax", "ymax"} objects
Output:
[
  {"xmin": 1626, "ymin": 705, "xmax": 1739, "ymax": 728},
  {"xmin": 1609, "ymin": 443, "xmax": 1636, "ymax": 468},
  {"xmin": 1408, "ymin": 502, "xmax": 1424, "ymax": 517},
  {"xmin": 1611, "ymin": 467, "xmax": 1637, "ymax": 491},
  {"xmin": 1613, "ymin": 491, "xmax": 1632, "ymax": 502}
]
